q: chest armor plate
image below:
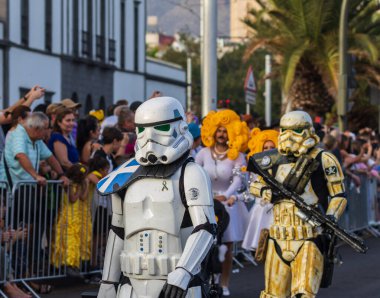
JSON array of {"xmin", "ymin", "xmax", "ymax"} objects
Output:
[
  {"xmin": 123, "ymin": 170, "xmax": 185, "ymax": 238},
  {"xmin": 275, "ymin": 163, "xmax": 318, "ymax": 205},
  {"xmin": 121, "ymin": 169, "xmax": 190, "ymax": 279}
]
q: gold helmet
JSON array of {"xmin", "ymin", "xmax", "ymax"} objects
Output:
[{"xmin": 278, "ymin": 111, "xmax": 319, "ymax": 157}]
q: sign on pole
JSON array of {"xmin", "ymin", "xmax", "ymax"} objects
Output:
[{"xmin": 244, "ymin": 66, "xmax": 257, "ymax": 105}]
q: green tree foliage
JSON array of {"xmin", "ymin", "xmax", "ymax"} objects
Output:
[
  {"xmin": 218, "ymin": 46, "xmax": 282, "ymax": 123},
  {"xmin": 159, "ymin": 33, "xmax": 282, "ymax": 123},
  {"xmin": 243, "ymin": 0, "xmax": 380, "ymax": 126},
  {"xmin": 160, "ymin": 34, "xmax": 202, "ymax": 115}
]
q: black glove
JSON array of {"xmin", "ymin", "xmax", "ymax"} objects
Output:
[{"xmin": 159, "ymin": 282, "xmax": 187, "ymax": 298}]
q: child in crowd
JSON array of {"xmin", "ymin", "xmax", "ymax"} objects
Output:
[
  {"xmin": 51, "ymin": 163, "xmax": 91, "ymax": 277},
  {"xmin": 87, "ymin": 157, "xmax": 110, "ymax": 269}
]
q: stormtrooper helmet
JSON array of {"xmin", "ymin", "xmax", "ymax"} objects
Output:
[
  {"xmin": 134, "ymin": 97, "xmax": 193, "ymax": 165},
  {"xmin": 278, "ymin": 111, "xmax": 320, "ymax": 157}
]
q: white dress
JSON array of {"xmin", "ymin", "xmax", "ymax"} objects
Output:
[
  {"xmin": 195, "ymin": 147, "xmax": 248, "ymax": 243},
  {"xmin": 242, "ymin": 198, "xmax": 273, "ymax": 251}
]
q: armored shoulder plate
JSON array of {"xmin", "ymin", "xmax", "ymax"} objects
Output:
[
  {"xmin": 250, "ymin": 148, "xmax": 282, "ymax": 170},
  {"xmin": 97, "ymin": 151, "xmax": 191, "ymax": 195}
]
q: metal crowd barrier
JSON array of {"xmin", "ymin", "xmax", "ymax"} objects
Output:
[
  {"xmin": 0, "ymin": 179, "xmax": 111, "ymax": 294},
  {"xmin": 0, "ymin": 174, "xmax": 379, "ymax": 292},
  {"xmin": 340, "ymin": 174, "xmax": 380, "ymax": 236}
]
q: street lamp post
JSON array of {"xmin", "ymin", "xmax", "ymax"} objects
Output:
[
  {"xmin": 337, "ymin": 0, "xmax": 349, "ymax": 132},
  {"xmin": 201, "ymin": 0, "xmax": 217, "ymax": 117}
]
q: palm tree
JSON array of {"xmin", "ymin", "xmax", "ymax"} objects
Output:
[{"xmin": 243, "ymin": 0, "xmax": 380, "ymax": 117}]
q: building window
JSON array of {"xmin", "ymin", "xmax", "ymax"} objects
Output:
[
  {"xmin": 85, "ymin": 94, "xmax": 93, "ymax": 113},
  {"xmin": 96, "ymin": 0, "xmax": 106, "ymax": 62},
  {"xmin": 44, "ymin": 91, "xmax": 54, "ymax": 103},
  {"xmin": 96, "ymin": 35, "xmax": 105, "ymax": 60},
  {"xmin": 73, "ymin": 0, "xmax": 79, "ymax": 56},
  {"xmin": 109, "ymin": 39, "xmax": 116, "ymax": 62},
  {"xmin": 20, "ymin": 87, "xmax": 54, "ymax": 103},
  {"xmin": 45, "ymin": 0, "xmax": 52, "ymax": 51},
  {"xmin": 120, "ymin": 0, "xmax": 125, "ymax": 68},
  {"xmin": 21, "ymin": 0, "xmax": 29, "ymax": 46},
  {"xmin": 133, "ymin": 0, "xmax": 141, "ymax": 71},
  {"xmin": 86, "ymin": 0, "xmax": 93, "ymax": 58},
  {"xmin": 82, "ymin": 30, "xmax": 90, "ymax": 56}
]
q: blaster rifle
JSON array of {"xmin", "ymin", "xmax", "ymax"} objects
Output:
[{"xmin": 247, "ymin": 157, "xmax": 368, "ymax": 254}]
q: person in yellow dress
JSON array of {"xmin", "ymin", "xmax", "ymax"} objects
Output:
[{"xmin": 52, "ymin": 163, "xmax": 91, "ymax": 276}]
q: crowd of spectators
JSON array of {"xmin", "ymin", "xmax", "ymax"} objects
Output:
[{"xmin": 0, "ymin": 86, "xmax": 379, "ymax": 297}]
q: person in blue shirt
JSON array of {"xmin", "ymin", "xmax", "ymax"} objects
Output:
[{"xmin": 48, "ymin": 108, "xmax": 80, "ymax": 171}]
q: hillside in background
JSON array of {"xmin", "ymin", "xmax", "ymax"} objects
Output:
[{"xmin": 147, "ymin": 0, "xmax": 230, "ymax": 37}]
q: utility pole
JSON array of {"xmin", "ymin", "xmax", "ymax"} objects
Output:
[
  {"xmin": 187, "ymin": 57, "xmax": 192, "ymax": 112},
  {"xmin": 265, "ymin": 55, "xmax": 272, "ymax": 127},
  {"xmin": 201, "ymin": 0, "xmax": 217, "ymax": 117},
  {"xmin": 338, "ymin": 0, "xmax": 349, "ymax": 132}
]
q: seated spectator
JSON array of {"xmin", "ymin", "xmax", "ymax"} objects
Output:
[{"xmin": 49, "ymin": 108, "xmax": 79, "ymax": 171}]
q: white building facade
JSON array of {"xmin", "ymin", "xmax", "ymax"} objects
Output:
[{"xmin": 0, "ymin": 0, "xmax": 187, "ymax": 111}]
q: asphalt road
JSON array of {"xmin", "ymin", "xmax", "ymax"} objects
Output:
[{"xmin": 41, "ymin": 235, "xmax": 380, "ymax": 298}]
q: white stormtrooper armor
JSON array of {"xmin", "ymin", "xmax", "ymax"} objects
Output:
[{"xmin": 97, "ymin": 97, "xmax": 216, "ymax": 298}]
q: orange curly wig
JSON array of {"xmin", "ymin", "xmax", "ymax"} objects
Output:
[
  {"xmin": 201, "ymin": 109, "xmax": 250, "ymax": 160},
  {"xmin": 247, "ymin": 128, "xmax": 279, "ymax": 158}
]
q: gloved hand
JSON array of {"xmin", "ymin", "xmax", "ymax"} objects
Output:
[
  {"xmin": 98, "ymin": 283, "xmax": 117, "ymax": 298},
  {"xmin": 160, "ymin": 268, "xmax": 191, "ymax": 298},
  {"xmin": 261, "ymin": 188, "xmax": 272, "ymax": 204}
]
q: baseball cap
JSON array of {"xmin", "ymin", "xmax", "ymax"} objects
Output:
[
  {"xmin": 46, "ymin": 103, "xmax": 63, "ymax": 115},
  {"xmin": 61, "ymin": 98, "xmax": 82, "ymax": 109}
]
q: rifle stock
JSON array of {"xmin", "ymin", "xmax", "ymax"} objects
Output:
[{"xmin": 247, "ymin": 157, "xmax": 368, "ymax": 254}]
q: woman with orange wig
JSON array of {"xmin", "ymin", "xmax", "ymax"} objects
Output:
[
  {"xmin": 195, "ymin": 109, "xmax": 249, "ymax": 296},
  {"xmin": 242, "ymin": 128, "xmax": 279, "ymax": 253}
]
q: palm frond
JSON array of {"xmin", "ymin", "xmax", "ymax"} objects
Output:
[{"xmin": 282, "ymin": 40, "xmax": 310, "ymax": 94}]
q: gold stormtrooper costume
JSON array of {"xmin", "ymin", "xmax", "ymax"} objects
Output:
[{"xmin": 250, "ymin": 111, "xmax": 346, "ymax": 298}]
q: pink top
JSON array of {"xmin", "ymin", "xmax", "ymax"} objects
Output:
[{"xmin": 195, "ymin": 147, "xmax": 246, "ymax": 198}]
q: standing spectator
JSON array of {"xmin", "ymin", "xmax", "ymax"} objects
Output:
[
  {"xmin": 116, "ymin": 107, "xmax": 136, "ymax": 159},
  {"xmin": 48, "ymin": 108, "xmax": 79, "ymax": 171},
  {"xmin": 46, "ymin": 103, "xmax": 63, "ymax": 125},
  {"xmin": 87, "ymin": 157, "xmax": 110, "ymax": 269},
  {"xmin": 0, "ymin": 112, "xmax": 68, "ymax": 188},
  {"xmin": 129, "ymin": 101, "xmax": 142, "ymax": 113},
  {"xmin": 0, "ymin": 85, "xmax": 45, "ymax": 158},
  {"xmin": 195, "ymin": 109, "xmax": 249, "ymax": 297},
  {"xmin": 60, "ymin": 98, "xmax": 81, "ymax": 140},
  {"xmin": 7, "ymin": 105, "xmax": 31, "ymax": 133},
  {"xmin": 76, "ymin": 115, "xmax": 101, "ymax": 164},
  {"xmin": 92, "ymin": 127, "xmax": 123, "ymax": 172},
  {"xmin": 242, "ymin": 128, "xmax": 279, "ymax": 253},
  {"xmin": 188, "ymin": 123, "xmax": 201, "ymax": 158},
  {"xmin": 51, "ymin": 163, "xmax": 91, "ymax": 276}
]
